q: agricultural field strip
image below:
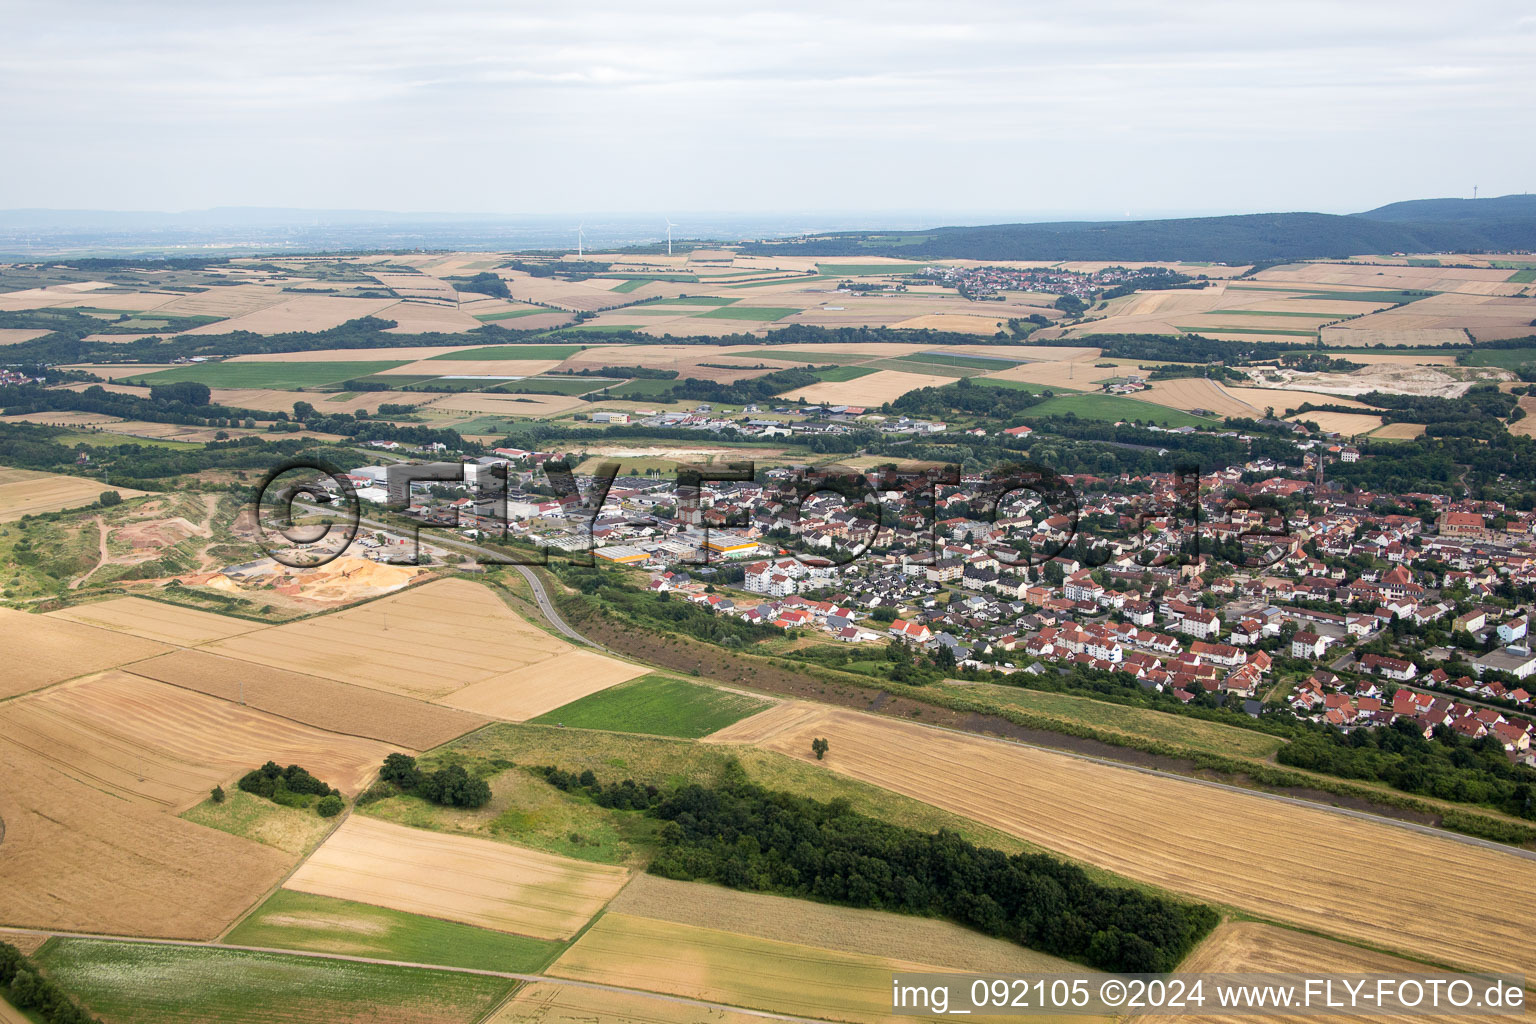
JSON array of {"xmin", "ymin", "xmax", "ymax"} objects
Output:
[
  {"xmin": 549, "ymin": 912, "xmax": 1038, "ymax": 1024},
  {"xmin": 0, "ymin": 931, "xmax": 837, "ymax": 1024},
  {"xmin": 0, "ymin": 671, "xmax": 395, "ymax": 810},
  {"xmin": 284, "ymin": 816, "xmax": 629, "ymax": 939},
  {"xmin": 711, "ymin": 703, "xmax": 1536, "ymax": 977}
]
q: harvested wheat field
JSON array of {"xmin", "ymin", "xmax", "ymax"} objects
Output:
[
  {"xmin": 0, "ymin": 730, "xmax": 290, "ymax": 939},
  {"xmin": 1369, "ymin": 421, "xmax": 1428, "ymax": 440},
  {"xmin": 182, "ymin": 295, "xmax": 398, "ymax": 335},
  {"xmin": 421, "ymin": 392, "xmax": 588, "ymax": 418},
  {"xmin": 204, "ymin": 578, "xmax": 639, "ymax": 706},
  {"xmin": 0, "ymin": 470, "xmax": 150, "ymax": 521},
  {"xmin": 286, "ymin": 816, "xmax": 628, "ymax": 939},
  {"xmin": 548, "ymin": 913, "xmax": 1042, "ymax": 1024},
  {"xmin": 436, "ymin": 648, "xmax": 647, "ymax": 720},
  {"xmin": 0, "ymin": 671, "xmax": 394, "ymax": 810},
  {"xmin": 1129, "ymin": 378, "xmax": 1260, "ymax": 417},
  {"xmin": 609, "ymin": 872, "xmax": 1080, "ymax": 974},
  {"xmin": 1512, "ymin": 397, "xmax": 1536, "ymax": 437},
  {"xmin": 1136, "ymin": 922, "xmax": 1531, "ymax": 1024},
  {"xmin": 1288, "ymin": 410, "xmax": 1383, "ymax": 436},
  {"xmin": 709, "ymin": 702, "xmax": 1536, "ymax": 976},
  {"xmin": 780, "ymin": 369, "xmax": 954, "ymax": 405},
  {"xmin": 0, "ymin": 607, "xmax": 170, "ymax": 700},
  {"xmin": 1223, "ymin": 386, "xmax": 1376, "ymax": 415},
  {"xmin": 48, "ymin": 596, "xmax": 264, "ymax": 646},
  {"xmin": 127, "ymin": 648, "xmax": 488, "ymax": 748},
  {"xmin": 488, "ymin": 982, "xmax": 770, "ymax": 1024}
]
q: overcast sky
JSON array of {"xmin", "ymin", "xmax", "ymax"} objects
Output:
[{"xmin": 4, "ymin": 0, "xmax": 1534, "ymax": 220}]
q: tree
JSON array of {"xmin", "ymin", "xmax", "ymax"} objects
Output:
[
  {"xmin": 149, "ymin": 380, "xmax": 211, "ymax": 406},
  {"xmin": 211, "ymin": 784, "xmax": 225, "ymax": 803},
  {"xmin": 316, "ymin": 794, "xmax": 344, "ymax": 817},
  {"xmin": 97, "ymin": 490, "xmax": 122, "ymax": 507},
  {"xmin": 292, "ymin": 400, "xmax": 316, "ymax": 420},
  {"xmin": 811, "ymin": 737, "xmax": 829, "ymax": 760},
  {"xmin": 379, "ymin": 752, "xmax": 421, "ymax": 790}
]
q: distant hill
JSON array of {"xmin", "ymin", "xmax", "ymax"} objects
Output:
[{"xmin": 741, "ymin": 196, "xmax": 1536, "ymax": 265}]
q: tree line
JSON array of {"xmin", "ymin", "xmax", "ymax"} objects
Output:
[{"xmin": 538, "ymin": 763, "xmax": 1218, "ymax": 972}]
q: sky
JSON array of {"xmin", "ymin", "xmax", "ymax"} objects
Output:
[{"xmin": 3, "ymin": 0, "xmax": 1534, "ymax": 222}]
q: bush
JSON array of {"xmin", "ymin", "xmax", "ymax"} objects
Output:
[
  {"xmin": 237, "ymin": 761, "xmax": 338, "ymax": 806},
  {"xmin": 97, "ymin": 490, "xmax": 121, "ymax": 507},
  {"xmin": 211, "ymin": 784, "xmax": 225, "ymax": 803},
  {"xmin": 379, "ymin": 752, "xmax": 422, "ymax": 790},
  {"xmin": 355, "ymin": 780, "xmax": 398, "ymax": 806},
  {"xmin": 418, "ymin": 764, "xmax": 492, "ymax": 808},
  {"xmin": 316, "ymin": 794, "xmax": 344, "ymax": 817}
]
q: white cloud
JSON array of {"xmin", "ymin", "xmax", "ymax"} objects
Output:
[{"xmin": 1, "ymin": 0, "xmax": 1531, "ymax": 215}]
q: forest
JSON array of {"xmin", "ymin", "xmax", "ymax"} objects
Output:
[{"xmin": 539, "ymin": 764, "xmax": 1218, "ymax": 973}]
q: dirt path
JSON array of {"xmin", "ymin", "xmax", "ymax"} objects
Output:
[{"xmin": 68, "ymin": 515, "xmax": 109, "ymax": 590}]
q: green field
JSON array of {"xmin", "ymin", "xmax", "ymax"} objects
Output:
[
  {"xmin": 532, "ymin": 674, "xmax": 774, "ymax": 738},
  {"xmin": 224, "ymin": 890, "xmax": 564, "ymax": 972},
  {"xmin": 810, "ymin": 365, "xmax": 878, "ymax": 383},
  {"xmin": 693, "ymin": 306, "xmax": 800, "ymax": 322},
  {"xmin": 33, "ymin": 939, "xmax": 514, "ymax": 1024},
  {"xmin": 816, "ymin": 263, "xmax": 926, "ymax": 275},
  {"xmin": 974, "ymin": 377, "xmax": 1074, "ymax": 395},
  {"xmin": 607, "ymin": 378, "xmax": 679, "ymax": 398},
  {"xmin": 735, "ymin": 348, "xmax": 872, "ymax": 365},
  {"xmin": 472, "ymin": 308, "xmax": 559, "ymax": 322},
  {"xmin": 1023, "ymin": 392, "xmax": 1215, "ymax": 427},
  {"xmin": 868, "ymin": 356, "xmax": 989, "ymax": 377},
  {"xmin": 1461, "ymin": 348, "xmax": 1536, "ymax": 370},
  {"xmin": 494, "ymin": 376, "xmax": 617, "ymax": 395},
  {"xmin": 643, "ymin": 295, "xmax": 740, "ymax": 306},
  {"xmin": 610, "ymin": 278, "xmax": 648, "ymax": 293},
  {"xmin": 915, "ymin": 350, "xmax": 1022, "ymax": 369},
  {"xmin": 396, "ymin": 376, "xmax": 511, "ymax": 392},
  {"xmin": 1507, "ymin": 268, "xmax": 1536, "ymax": 284},
  {"xmin": 50, "ymin": 429, "xmax": 203, "ymax": 450},
  {"xmin": 1283, "ymin": 289, "xmax": 1436, "ymax": 304},
  {"xmin": 343, "ymin": 372, "xmax": 439, "ymax": 388},
  {"xmin": 426, "ymin": 344, "xmax": 584, "ymax": 360},
  {"xmin": 128, "ymin": 361, "xmax": 409, "ymax": 389},
  {"xmin": 956, "ymin": 683, "xmax": 1284, "ymax": 759}
]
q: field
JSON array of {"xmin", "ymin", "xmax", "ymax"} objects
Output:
[
  {"xmin": 182, "ymin": 787, "xmax": 338, "ymax": 855},
  {"xmin": 531, "ymin": 674, "xmax": 774, "ymax": 738},
  {"xmin": 1369, "ymin": 421, "xmax": 1428, "ymax": 439},
  {"xmin": 127, "ymin": 648, "xmax": 488, "ymax": 749},
  {"xmin": 0, "ymin": 607, "xmax": 170, "ymax": 700},
  {"xmin": 548, "ymin": 913, "xmax": 1043, "ymax": 1024},
  {"xmin": 48, "ymin": 596, "xmax": 263, "ymax": 645},
  {"xmin": 34, "ymin": 939, "xmax": 514, "ymax": 1024},
  {"xmin": 708, "ymin": 703, "xmax": 1536, "ymax": 976},
  {"xmin": 951, "ymin": 683, "xmax": 1285, "ymax": 758},
  {"xmin": 779, "ymin": 368, "xmax": 954, "ymax": 404},
  {"xmin": 225, "ymin": 889, "xmax": 565, "ymax": 972},
  {"xmin": 489, "ymin": 982, "xmax": 770, "ymax": 1024},
  {"xmin": 1287, "ymin": 409, "xmax": 1384, "ymax": 436},
  {"xmin": 608, "ymin": 872, "xmax": 1082, "ymax": 974},
  {"xmin": 0, "ymin": 469, "xmax": 150, "ymax": 522},
  {"xmin": 693, "ymin": 305, "xmax": 800, "ymax": 322},
  {"xmin": 1024, "ymin": 392, "xmax": 1215, "ymax": 427},
  {"xmin": 0, "ymin": 731, "xmax": 290, "ymax": 938},
  {"xmin": 283, "ymin": 816, "xmax": 629, "ymax": 939},
  {"xmin": 428, "ymin": 344, "xmax": 585, "ymax": 360},
  {"xmin": 127, "ymin": 360, "xmax": 408, "ymax": 389},
  {"xmin": 0, "ymin": 670, "xmax": 395, "ymax": 809},
  {"xmin": 1126, "ymin": 378, "xmax": 1262, "ymax": 418},
  {"xmin": 203, "ymin": 578, "xmax": 644, "ymax": 708},
  {"xmin": 1138, "ymin": 922, "xmax": 1526, "ymax": 1024}
]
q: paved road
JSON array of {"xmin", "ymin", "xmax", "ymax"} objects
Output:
[
  {"xmin": 510, "ymin": 563, "xmax": 593, "ymax": 646},
  {"xmin": 0, "ymin": 928, "xmax": 823, "ymax": 1024}
]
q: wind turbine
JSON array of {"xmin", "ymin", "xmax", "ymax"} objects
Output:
[
  {"xmin": 576, "ymin": 223, "xmax": 585, "ymax": 257},
  {"xmin": 665, "ymin": 218, "xmax": 676, "ymax": 256}
]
